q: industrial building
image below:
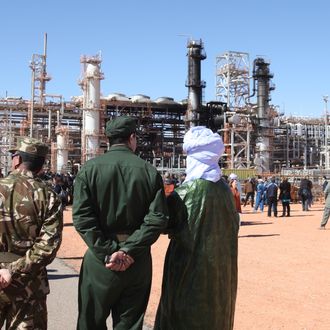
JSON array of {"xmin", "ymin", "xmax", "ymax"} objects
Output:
[{"xmin": 0, "ymin": 34, "xmax": 329, "ymax": 178}]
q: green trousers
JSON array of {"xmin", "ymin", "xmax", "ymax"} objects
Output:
[{"xmin": 77, "ymin": 249, "xmax": 152, "ymax": 330}]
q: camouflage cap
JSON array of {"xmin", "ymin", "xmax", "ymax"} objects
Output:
[
  {"xmin": 9, "ymin": 137, "xmax": 48, "ymax": 157},
  {"xmin": 105, "ymin": 116, "xmax": 137, "ymax": 138}
]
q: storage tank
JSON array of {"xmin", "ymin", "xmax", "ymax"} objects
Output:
[
  {"xmin": 106, "ymin": 93, "xmax": 130, "ymax": 101},
  {"xmin": 155, "ymin": 97, "xmax": 178, "ymax": 104},
  {"xmin": 131, "ymin": 94, "xmax": 151, "ymax": 103}
]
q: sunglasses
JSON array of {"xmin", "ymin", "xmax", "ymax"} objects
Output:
[{"xmin": 11, "ymin": 152, "xmax": 20, "ymax": 159}]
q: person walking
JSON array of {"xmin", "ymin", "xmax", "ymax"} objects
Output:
[
  {"xmin": 279, "ymin": 178, "xmax": 291, "ymax": 217},
  {"xmin": 322, "ymin": 176, "xmax": 328, "ymax": 192},
  {"xmin": 266, "ymin": 177, "xmax": 278, "ymax": 217},
  {"xmin": 73, "ymin": 116, "xmax": 168, "ymax": 330},
  {"xmin": 299, "ymin": 177, "xmax": 312, "ymax": 211},
  {"xmin": 320, "ymin": 180, "xmax": 330, "ymax": 229},
  {"xmin": 243, "ymin": 178, "xmax": 255, "ymax": 208},
  {"xmin": 0, "ymin": 137, "xmax": 63, "ymax": 329},
  {"xmin": 155, "ymin": 126, "xmax": 239, "ymax": 330},
  {"xmin": 254, "ymin": 178, "xmax": 266, "ymax": 212}
]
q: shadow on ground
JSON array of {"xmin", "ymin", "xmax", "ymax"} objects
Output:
[
  {"xmin": 48, "ymin": 273, "xmax": 79, "ymax": 280},
  {"xmin": 241, "ymin": 221, "xmax": 273, "ymax": 226},
  {"xmin": 59, "ymin": 256, "xmax": 83, "ymax": 260},
  {"xmin": 239, "ymin": 234, "xmax": 280, "ymax": 238}
]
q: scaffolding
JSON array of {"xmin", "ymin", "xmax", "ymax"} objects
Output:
[
  {"xmin": 28, "ymin": 33, "xmax": 51, "ymax": 138},
  {"xmin": 215, "ymin": 51, "xmax": 250, "ymax": 111},
  {"xmin": 215, "ymin": 51, "xmax": 252, "ymax": 169}
]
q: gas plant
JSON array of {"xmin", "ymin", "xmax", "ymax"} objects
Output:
[{"xmin": 0, "ymin": 35, "xmax": 329, "ymax": 176}]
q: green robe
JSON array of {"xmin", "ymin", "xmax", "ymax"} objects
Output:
[
  {"xmin": 155, "ymin": 179, "xmax": 239, "ymax": 330},
  {"xmin": 73, "ymin": 145, "xmax": 168, "ymax": 329}
]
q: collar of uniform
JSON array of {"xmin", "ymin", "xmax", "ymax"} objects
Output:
[
  {"xmin": 12, "ymin": 168, "xmax": 35, "ymax": 178},
  {"xmin": 108, "ymin": 145, "xmax": 134, "ymax": 153}
]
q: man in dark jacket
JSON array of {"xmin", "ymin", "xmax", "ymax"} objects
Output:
[
  {"xmin": 266, "ymin": 177, "xmax": 278, "ymax": 217},
  {"xmin": 299, "ymin": 177, "xmax": 312, "ymax": 211},
  {"xmin": 73, "ymin": 116, "xmax": 168, "ymax": 330},
  {"xmin": 279, "ymin": 178, "xmax": 291, "ymax": 217}
]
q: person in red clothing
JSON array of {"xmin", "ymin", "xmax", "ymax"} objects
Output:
[
  {"xmin": 229, "ymin": 179, "xmax": 242, "ymax": 213},
  {"xmin": 163, "ymin": 172, "xmax": 175, "ymax": 197}
]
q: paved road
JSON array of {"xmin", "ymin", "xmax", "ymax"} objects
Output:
[{"xmin": 47, "ymin": 258, "xmax": 152, "ymax": 329}]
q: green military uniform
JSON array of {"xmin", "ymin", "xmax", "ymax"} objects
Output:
[
  {"xmin": 155, "ymin": 179, "xmax": 239, "ymax": 330},
  {"xmin": 73, "ymin": 117, "xmax": 168, "ymax": 330},
  {"xmin": 0, "ymin": 137, "xmax": 63, "ymax": 330}
]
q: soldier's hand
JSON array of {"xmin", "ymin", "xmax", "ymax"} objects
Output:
[
  {"xmin": 0, "ymin": 269, "xmax": 12, "ymax": 289},
  {"xmin": 105, "ymin": 251, "xmax": 135, "ymax": 271}
]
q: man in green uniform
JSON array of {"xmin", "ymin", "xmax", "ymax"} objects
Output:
[
  {"xmin": 0, "ymin": 137, "xmax": 63, "ymax": 329},
  {"xmin": 73, "ymin": 116, "xmax": 168, "ymax": 330}
]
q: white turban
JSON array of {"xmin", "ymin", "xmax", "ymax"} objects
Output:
[
  {"xmin": 229, "ymin": 173, "xmax": 238, "ymax": 180},
  {"xmin": 183, "ymin": 126, "xmax": 224, "ymax": 183}
]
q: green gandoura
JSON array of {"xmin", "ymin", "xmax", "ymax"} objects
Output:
[{"xmin": 155, "ymin": 126, "xmax": 239, "ymax": 330}]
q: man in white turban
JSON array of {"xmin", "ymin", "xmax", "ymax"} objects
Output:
[{"xmin": 155, "ymin": 126, "xmax": 239, "ymax": 330}]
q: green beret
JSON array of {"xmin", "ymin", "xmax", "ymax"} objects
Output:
[
  {"xmin": 106, "ymin": 116, "xmax": 137, "ymax": 138},
  {"xmin": 9, "ymin": 137, "xmax": 48, "ymax": 157}
]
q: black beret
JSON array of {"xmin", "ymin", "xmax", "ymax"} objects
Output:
[{"xmin": 105, "ymin": 116, "xmax": 137, "ymax": 138}]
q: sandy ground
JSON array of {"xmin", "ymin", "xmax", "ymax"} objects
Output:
[{"xmin": 58, "ymin": 202, "xmax": 330, "ymax": 329}]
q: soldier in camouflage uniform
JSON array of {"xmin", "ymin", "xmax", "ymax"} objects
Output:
[{"xmin": 0, "ymin": 137, "xmax": 63, "ymax": 330}]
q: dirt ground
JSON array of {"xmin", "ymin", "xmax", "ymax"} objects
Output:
[{"xmin": 58, "ymin": 202, "xmax": 330, "ymax": 329}]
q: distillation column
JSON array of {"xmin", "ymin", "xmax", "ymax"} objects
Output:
[
  {"xmin": 79, "ymin": 54, "xmax": 104, "ymax": 163},
  {"xmin": 185, "ymin": 39, "xmax": 206, "ymax": 128},
  {"xmin": 253, "ymin": 58, "xmax": 274, "ymax": 173},
  {"xmin": 56, "ymin": 126, "xmax": 69, "ymax": 173}
]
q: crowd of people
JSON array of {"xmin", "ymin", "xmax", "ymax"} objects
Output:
[
  {"xmin": 221, "ymin": 174, "xmax": 318, "ymax": 218},
  {"xmin": 0, "ymin": 116, "xmax": 328, "ymax": 329}
]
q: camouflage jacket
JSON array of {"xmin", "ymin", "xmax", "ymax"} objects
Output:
[{"xmin": 0, "ymin": 169, "xmax": 63, "ymax": 300}]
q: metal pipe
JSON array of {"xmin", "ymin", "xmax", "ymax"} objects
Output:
[
  {"xmin": 43, "ymin": 33, "xmax": 47, "ymax": 58},
  {"xmin": 247, "ymin": 126, "xmax": 251, "ymax": 168},
  {"xmin": 30, "ymin": 68, "xmax": 35, "ymax": 138},
  {"xmin": 323, "ymin": 96, "xmax": 329, "ymax": 169},
  {"xmin": 48, "ymin": 109, "xmax": 51, "ymax": 139},
  {"xmin": 231, "ymin": 128, "xmax": 234, "ymax": 168}
]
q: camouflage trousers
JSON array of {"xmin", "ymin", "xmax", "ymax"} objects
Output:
[{"xmin": 0, "ymin": 294, "xmax": 47, "ymax": 330}]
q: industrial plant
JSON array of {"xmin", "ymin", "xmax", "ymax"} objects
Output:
[{"xmin": 0, "ymin": 34, "xmax": 329, "ymax": 179}]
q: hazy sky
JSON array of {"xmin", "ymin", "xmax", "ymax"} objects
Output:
[{"xmin": 0, "ymin": 0, "xmax": 329, "ymax": 117}]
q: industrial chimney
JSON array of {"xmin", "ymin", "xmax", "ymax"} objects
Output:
[
  {"xmin": 185, "ymin": 39, "xmax": 206, "ymax": 129},
  {"xmin": 252, "ymin": 58, "xmax": 275, "ymax": 173}
]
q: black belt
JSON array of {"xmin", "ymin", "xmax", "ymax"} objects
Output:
[{"xmin": 0, "ymin": 252, "xmax": 22, "ymax": 263}]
